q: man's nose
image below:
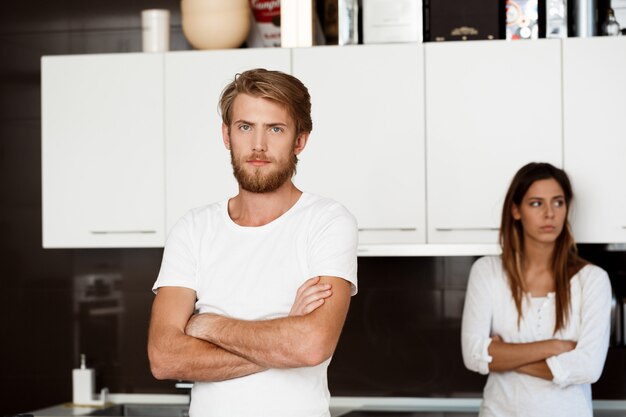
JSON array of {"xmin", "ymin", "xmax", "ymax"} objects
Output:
[{"xmin": 252, "ymin": 131, "xmax": 267, "ymax": 152}]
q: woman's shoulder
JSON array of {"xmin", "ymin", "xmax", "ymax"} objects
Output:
[
  {"xmin": 469, "ymin": 256, "xmax": 507, "ymax": 287},
  {"xmin": 471, "ymin": 255, "xmax": 504, "ymax": 273},
  {"xmin": 575, "ymin": 262, "xmax": 611, "ymax": 287}
]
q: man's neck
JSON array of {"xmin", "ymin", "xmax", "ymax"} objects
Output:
[{"xmin": 228, "ymin": 181, "xmax": 302, "ymax": 227}]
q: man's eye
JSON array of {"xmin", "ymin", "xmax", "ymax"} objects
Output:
[
  {"xmin": 271, "ymin": 126, "xmax": 282, "ymax": 133},
  {"xmin": 240, "ymin": 125, "xmax": 251, "ymax": 131}
]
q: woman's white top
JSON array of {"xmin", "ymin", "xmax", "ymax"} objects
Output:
[{"xmin": 461, "ymin": 256, "xmax": 612, "ymax": 417}]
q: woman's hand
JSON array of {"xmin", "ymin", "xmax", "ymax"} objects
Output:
[
  {"xmin": 289, "ymin": 276, "xmax": 333, "ymax": 316},
  {"xmin": 551, "ymin": 339, "xmax": 577, "ymax": 355}
]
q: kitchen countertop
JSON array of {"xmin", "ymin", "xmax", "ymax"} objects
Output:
[{"xmin": 30, "ymin": 395, "xmax": 626, "ymax": 417}]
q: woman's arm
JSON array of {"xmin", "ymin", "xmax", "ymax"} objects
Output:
[
  {"xmin": 461, "ymin": 258, "xmax": 496, "ymax": 375},
  {"xmin": 488, "ymin": 335, "xmax": 576, "ymax": 372},
  {"xmin": 545, "ymin": 267, "xmax": 612, "ymax": 387},
  {"xmin": 516, "ymin": 360, "xmax": 553, "ymax": 380},
  {"xmin": 461, "ymin": 258, "xmax": 576, "ymax": 376}
]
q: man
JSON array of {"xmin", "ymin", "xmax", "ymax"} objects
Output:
[{"xmin": 148, "ymin": 68, "xmax": 358, "ymax": 417}]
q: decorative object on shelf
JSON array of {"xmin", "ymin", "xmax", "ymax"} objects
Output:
[
  {"xmin": 321, "ymin": 0, "xmax": 359, "ymax": 45},
  {"xmin": 141, "ymin": 9, "xmax": 170, "ymax": 52},
  {"xmin": 423, "ymin": 0, "xmax": 503, "ymax": 41},
  {"xmin": 570, "ymin": 0, "xmax": 597, "ymax": 37},
  {"xmin": 181, "ymin": 0, "xmax": 251, "ymax": 49},
  {"xmin": 602, "ymin": 7, "xmax": 622, "ymax": 35},
  {"xmin": 506, "ymin": 0, "xmax": 539, "ymax": 39},
  {"xmin": 281, "ymin": 0, "xmax": 326, "ymax": 47},
  {"xmin": 546, "ymin": 0, "xmax": 567, "ymax": 38},
  {"xmin": 248, "ymin": 0, "xmax": 282, "ymax": 47},
  {"xmin": 363, "ymin": 0, "xmax": 420, "ymax": 44}
]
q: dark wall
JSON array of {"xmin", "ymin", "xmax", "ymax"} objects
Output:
[
  {"xmin": 0, "ymin": 1, "xmax": 188, "ymax": 413},
  {"xmin": 1, "ymin": 2, "xmax": 625, "ymax": 415}
]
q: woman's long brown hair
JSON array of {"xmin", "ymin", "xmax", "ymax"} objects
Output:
[{"xmin": 500, "ymin": 162, "xmax": 586, "ymax": 333}]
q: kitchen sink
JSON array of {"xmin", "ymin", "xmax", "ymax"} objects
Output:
[{"xmin": 88, "ymin": 404, "xmax": 189, "ymax": 417}]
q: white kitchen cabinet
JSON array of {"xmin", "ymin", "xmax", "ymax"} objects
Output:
[
  {"xmin": 563, "ymin": 37, "xmax": 626, "ymax": 243},
  {"xmin": 425, "ymin": 39, "xmax": 563, "ymax": 244},
  {"xmin": 164, "ymin": 49, "xmax": 291, "ymax": 232},
  {"xmin": 292, "ymin": 44, "xmax": 426, "ymax": 245},
  {"xmin": 41, "ymin": 53, "xmax": 165, "ymax": 248}
]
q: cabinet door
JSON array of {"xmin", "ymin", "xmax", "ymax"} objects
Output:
[
  {"xmin": 292, "ymin": 44, "xmax": 426, "ymax": 244},
  {"xmin": 42, "ymin": 53, "xmax": 165, "ymax": 248},
  {"xmin": 425, "ymin": 40, "xmax": 563, "ymax": 244},
  {"xmin": 165, "ymin": 49, "xmax": 291, "ymax": 232},
  {"xmin": 563, "ymin": 38, "xmax": 626, "ymax": 243}
]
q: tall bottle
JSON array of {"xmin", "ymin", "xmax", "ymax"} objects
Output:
[{"xmin": 72, "ymin": 354, "xmax": 95, "ymax": 405}]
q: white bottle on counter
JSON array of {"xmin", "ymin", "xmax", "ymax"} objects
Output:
[{"xmin": 72, "ymin": 354, "xmax": 95, "ymax": 405}]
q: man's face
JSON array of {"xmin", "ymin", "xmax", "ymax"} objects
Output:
[{"xmin": 223, "ymin": 94, "xmax": 308, "ymax": 193}]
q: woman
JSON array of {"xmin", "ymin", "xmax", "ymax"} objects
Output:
[{"xmin": 461, "ymin": 162, "xmax": 612, "ymax": 417}]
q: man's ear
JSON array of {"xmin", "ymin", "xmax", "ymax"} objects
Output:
[
  {"xmin": 293, "ymin": 132, "xmax": 310, "ymax": 155},
  {"xmin": 511, "ymin": 204, "xmax": 521, "ymax": 220},
  {"xmin": 222, "ymin": 123, "xmax": 231, "ymax": 150}
]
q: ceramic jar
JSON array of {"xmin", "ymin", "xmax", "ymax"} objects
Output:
[{"xmin": 181, "ymin": 0, "xmax": 251, "ymax": 49}]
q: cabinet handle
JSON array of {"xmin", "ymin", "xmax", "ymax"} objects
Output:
[
  {"xmin": 435, "ymin": 227, "xmax": 499, "ymax": 232},
  {"xmin": 358, "ymin": 228, "xmax": 417, "ymax": 232},
  {"xmin": 91, "ymin": 230, "xmax": 157, "ymax": 235}
]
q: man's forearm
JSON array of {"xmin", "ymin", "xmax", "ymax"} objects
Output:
[
  {"xmin": 186, "ymin": 314, "xmax": 325, "ymax": 368},
  {"xmin": 149, "ymin": 322, "xmax": 265, "ymax": 382},
  {"xmin": 185, "ymin": 276, "xmax": 351, "ymax": 369}
]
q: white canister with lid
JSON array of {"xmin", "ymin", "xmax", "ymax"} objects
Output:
[{"xmin": 142, "ymin": 9, "xmax": 170, "ymax": 52}]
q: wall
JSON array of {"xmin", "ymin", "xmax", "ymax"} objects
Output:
[
  {"xmin": 1, "ymin": 1, "xmax": 625, "ymax": 414},
  {"xmin": 0, "ymin": 1, "xmax": 187, "ymax": 413}
]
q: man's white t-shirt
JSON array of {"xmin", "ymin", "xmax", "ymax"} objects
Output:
[{"xmin": 153, "ymin": 192, "xmax": 358, "ymax": 417}]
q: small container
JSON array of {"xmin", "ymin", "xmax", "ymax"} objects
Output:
[
  {"xmin": 142, "ymin": 9, "xmax": 170, "ymax": 52},
  {"xmin": 322, "ymin": 0, "xmax": 360, "ymax": 45},
  {"xmin": 248, "ymin": 0, "xmax": 282, "ymax": 47},
  {"xmin": 72, "ymin": 354, "xmax": 95, "ymax": 405},
  {"xmin": 546, "ymin": 0, "xmax": 567, "ymax": 38},
  {"xmin": 363, "ymin": 0, "xmax": 421, "ymax": 44}
]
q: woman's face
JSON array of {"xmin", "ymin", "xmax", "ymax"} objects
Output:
[{"xmin": 512, "ymin": 178, "xmax": 567, "ymax": 246}]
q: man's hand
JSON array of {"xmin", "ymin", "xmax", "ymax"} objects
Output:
[
  {"xmin": 185, "ymin": 312, "xmax": 213, "ymax": 340},
  {"xmin": 185, "ymin": 276, "xmax": 334, "ymax": 339},
  {"xmin": 289, "ymin": 276, "xmax": 333, "ymax": 316}
]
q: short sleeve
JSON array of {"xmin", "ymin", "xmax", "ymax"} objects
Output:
[
  {"xmin": 461, "ymin": 257, "xmax": 496, "ymax": 375},
  {"xmin": 152, "ymin": 211, "xmax": 198, "ymax": 293},
  {"xmin": 306, "ymin": 202, "xmax": 358, "ymax": 295}
]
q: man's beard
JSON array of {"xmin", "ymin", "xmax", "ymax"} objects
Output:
[{"xmin": 230, "ymin": 150, "xmax": 298, "ymax": 193}]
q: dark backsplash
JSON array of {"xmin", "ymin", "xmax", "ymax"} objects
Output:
[
  {"xmin": 3, "ymin": 248, "xmax": 625, "ymax": 413},
  {"xmin": 331, "ymin": 249, "xmax": 626, "ymax": 399},
  {"xmin": 2, "ymin": 1, "xmax": 625, "ymax": 414}
]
